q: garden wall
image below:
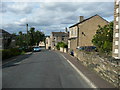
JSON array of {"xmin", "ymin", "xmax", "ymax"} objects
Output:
[{"xmin": 74, "ymin": 49, "xmax": 120, "ymax": 88}]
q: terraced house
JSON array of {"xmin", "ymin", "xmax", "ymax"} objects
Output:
[
  {"xmin": 113, "ymin": 0, "xmax": 120, "ymax": 59},
  {"xmin": 50, "ymin": 32, "xmax": 69, "ymax": 50},
  {"xmin": 68, "ymin": 15, "xmax": 108, "ymax": 51}
]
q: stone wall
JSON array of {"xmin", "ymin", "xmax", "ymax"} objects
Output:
[
  {"xmin": 60, "ymin": 47, "xmax": 67, "ymax": 53},
  {"xmin": 74, "ymin": 49, "xmax": 120, "ymax": 88}
]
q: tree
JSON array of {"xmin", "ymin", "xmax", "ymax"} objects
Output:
[
  {"xmin": 16, "ymin": 31, "xmax": 27, "ymax": 47},
  {"xmin": 28, "ymin": 27, "xmax": 36, "ymax": 46},
  {"xmin": 92, "ymin": 22, "xmax": 113, "ymax": 54},
  {"xmin": 16, "ymin": 27, "xmax": 45, "ymax": 48}
]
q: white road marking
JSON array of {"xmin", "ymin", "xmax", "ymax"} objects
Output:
[{"xmin": 60, "ymin": 53, "xmax": 98, "ymax": 88}]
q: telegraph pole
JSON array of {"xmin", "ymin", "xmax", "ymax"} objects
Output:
[{"xmin": 26, "ymin": 24, "xmax": 28, "ymax": 34}]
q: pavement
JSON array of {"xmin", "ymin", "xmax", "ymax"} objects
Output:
[
  {"xmin": 59, "ymin": 51, "xmax": 116, "ymax": 88},
  {"xmin": 2, "ymin": 52, "xmax": 33, "ymax": 65},
  {"xmin": 2, "ymin": 50, "xmax": 95, "ymax": 88}
]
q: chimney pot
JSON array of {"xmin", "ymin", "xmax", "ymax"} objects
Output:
[{"xmin": 79, "ymin": 16, "xmax": 84, "ymax": 22}]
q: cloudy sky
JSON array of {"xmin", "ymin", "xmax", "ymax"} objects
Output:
[{"xmin": 1, "ymin": 2, "xmax": 114, "ymax": 35}]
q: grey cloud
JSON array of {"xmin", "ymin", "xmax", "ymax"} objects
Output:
[
  {"xmin": 2, "ymin": 2, "xmax": 114, "ymax": 35},
  {"xmin": 1, "ymin": 2, "xmax": 34, "ymax": 14}
]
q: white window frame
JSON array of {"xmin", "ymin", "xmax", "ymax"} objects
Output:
[
  {"xmin": 115, "ymin": 33, "xmax": 119, "ymax": 37},
  {"xmin": 116, "ymin": 0, "xmax": 119, "ymax": 5},
  {"xmin": 115, "ymin": 41, "xmax": 119, "ymax": 45},
  {"xmin": 116, "ymin": 8, "xmax": 119, "ymax": 13},
  {"xmin": 116, "ymin": 25, "xmax": 119, "ymax": 29},
  {"xmin": 116, "ymin": 17, "xmax": 119, "ymax": 21},
  {"xmin": 114, "ymin": 49, "xmax": 119, "ymax": 53}
]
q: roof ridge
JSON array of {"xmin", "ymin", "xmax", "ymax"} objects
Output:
[{"xmin": 69, "ymin": 14, "xmax": 108, "ymax": 28}]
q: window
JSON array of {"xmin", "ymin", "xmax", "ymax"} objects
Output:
[
  {"xmin": 115, "ymin": 41, "xmax": 119, "ymax": 45},
  {"xmin": 116, "ymin": 0, "xmax": 119, "ymax": 5},
  {"xmin": 114, "ymin": 57, "xmax": 119, "ymax": 59},
  {"xmin": 116, "ymin": 8, "xmax": 119, "ymax": 13},
  {"xmin": 116, "ymin": 25, "xmax": 119, "ymax": 29},
  {"xmin": 74, "ymin": 30, "xmax": 77, "ymax": 36},
  {"xmin": 116, "ymin": 17, "xmax": 119, "ymax": 21},
  {"xmin": 114, "ymin": 49, "xmax": 118, "ymax": 53},
  {"xmin": 115, "ymin": 33, "xmax": 119, "ymax": 37}
]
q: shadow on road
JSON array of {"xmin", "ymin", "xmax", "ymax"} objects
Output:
[{"xmin": 2, "ymin": 53, "xmax": 32, "ymax": 69}]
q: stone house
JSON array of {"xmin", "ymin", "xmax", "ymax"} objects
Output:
[
  {"xmin": 45, "ymin": 36, "xmax": 51, "ymax": 49},
  {"xmin": 39, "ymin": 41, "xmax": 45, "ymax": 48},
  {"xmin": 112, "ymin": 0, "xmax": 120, "ymax": 59},
  {"xmin": 68, "ymin": 14, "xmax": 109, "ymax": 51},
  {"xmin": 50, "ymin": 32, "xmax": 68, "ymax": 50},
  {"xmin": 0, "ymin": 29, "xmax": 12, "ymax": 49}
]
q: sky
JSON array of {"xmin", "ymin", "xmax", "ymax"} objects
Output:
[{"xmin": 0, "ymin": 1, "xmax": 114, "ymax": 36}]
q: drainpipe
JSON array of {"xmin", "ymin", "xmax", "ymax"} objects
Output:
[{"xmin": 77, "ymin": 25, "xmax": 79, "ymax": 48}]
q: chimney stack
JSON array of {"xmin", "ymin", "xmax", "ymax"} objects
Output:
[
  {"xmin": 65, "ymin": 27, "xmax": 68, "ymax": 33},
  {"xmin": 79, "ymin": 16, "xmax": 84, "ymax": 22}
]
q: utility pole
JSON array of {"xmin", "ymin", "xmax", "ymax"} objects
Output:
[{"xmin": 26, "ymin": 24, "xmax": 28, "ymax": 34}]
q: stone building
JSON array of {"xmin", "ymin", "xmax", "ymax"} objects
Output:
[
  {"xmin": 112, "ymin": 0, "xmax": 120, "ymax": 59},
  {"xmin": 68, "ymin": 14, "xmax": 109, "ymax": 51},
  {"xmin": 50, "ymin": 32, "xmax": 68, "ymax": 50},
  {"xmin": 45, "ymin": 36, "xmax": 51, "ymax": 49},
  {"xmin": 39, "ymin": 41, "xmax": 45, "ymax": 48},
  {"xmin": 0, "ymin": 29, "xmax": 17, "ymax": 49},
  {"xmin": 0, "ymin": 29, "xmax": 12, "ymax": 49}
]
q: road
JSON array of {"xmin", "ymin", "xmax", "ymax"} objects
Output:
[{"xmin": 3, "ymin": 50, "xmax": 92, "ymax": 88}]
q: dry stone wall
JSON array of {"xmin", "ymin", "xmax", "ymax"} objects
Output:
[{"xmin": 74, "ymin": 50, "xmax": 120, "ymax": 88}]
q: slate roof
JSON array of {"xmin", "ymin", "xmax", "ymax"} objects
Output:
[
  {"xmin": 69, "ymin": 14, "xmax": 109, "ymax": 28},
  {"xmin": 52, "ymin": 32, "xmax": 68, "ymax": 36}
]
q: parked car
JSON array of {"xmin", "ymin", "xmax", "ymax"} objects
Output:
[
  {"xmin": 77, "ymin": 46, "xmax": 96, "ymax": 51},
  {"xmin": 19, "ymin": 46, "xmax": 33, "ymax": 52},
  {"xmin": 33, "ymin": 46, "xmax": 41, "ymax": 52}
]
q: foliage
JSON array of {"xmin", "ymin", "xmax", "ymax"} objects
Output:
[
  {"xmin": 56, "ymin": 42, "xmax": 68, "ymax": 50},
  {"xmin": 2, "ymin": 48, "xmax": 25, "ymax": 60},
  {"xmin": 16, "ymin": 27, "xmax": 45, "ymax": 48},
  {"xmin": 92, "ymin": 22, "xmax": 113, "ymax": 54}
]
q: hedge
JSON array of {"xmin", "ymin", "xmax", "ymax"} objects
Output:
[{"xmin": 2, "ymin": 48, "xmax": 24, "ymax": 60}]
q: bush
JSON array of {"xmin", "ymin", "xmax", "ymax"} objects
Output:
[
  {"xmin": 56, "ymin": 42, "xmax": 68, "ymax": 50},
  {"xmin": 2, "ymin": 48, "xmax": 23, "ymax": 60},
  {"xmin": 92, "ymin": 22, "xmax": 113, "ymax": 54}
]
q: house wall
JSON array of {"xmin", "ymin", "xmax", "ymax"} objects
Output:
[
  {"xmin": 69, "ymin": 38, "xmax": 77, "ymax": 50},
  {"xmin": 50, "ymin": 32, "xmax": 68, "ymax": 50},
  {"xmin": 50, "ymin": 34, "xmax": 54, "ymax": 50},
  {"xmin": 69, "ymin": 26, "xmax": 78, "ymax": 38},
  {"xmin": 69, "ymin": 26, "xmax": 78, "ymax": 51},
  {"xmin": 118, "ymin": 1, "xmax": 120, "ymax": 59},
  {"xmin": 113, "ymin": 0, "xmax": 120, "ymax": 59},
  {"xmin": 78, "ymin": 15, "xmax": 108, "ymax": 47},
  {"xmin": 46, "ymin": 37, "xmax": 51, "ymax": 49}
]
